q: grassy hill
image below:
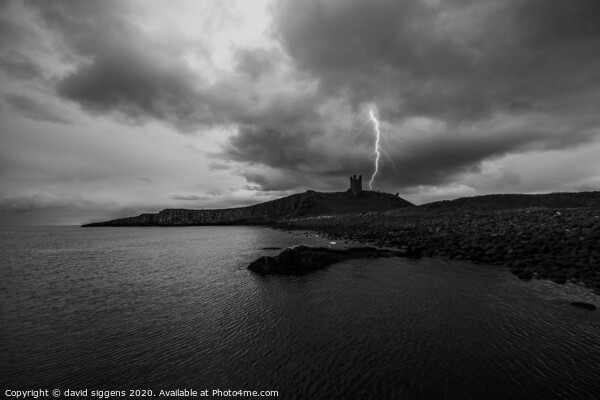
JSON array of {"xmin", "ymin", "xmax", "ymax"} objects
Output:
[
  {"xmin": 83, "ymin": 190, "xmax": 414, "ymax": 226},
  {"xmin": 389, "ymin": 191, "xmax": 600, "ymax": 216},
  {"xmin": 285, "ymin": 190, "xmax": 413, "ymax": 217}
]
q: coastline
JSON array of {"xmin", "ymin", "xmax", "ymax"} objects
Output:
[
  {"xmin": 272, "ymin": 207, "xmax": 600, "ymax": 294},
  {"xmin": 80, "ymin": 190, "xmax": 600, "ymax": 294}
]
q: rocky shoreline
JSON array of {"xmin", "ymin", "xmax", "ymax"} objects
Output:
[{"xmin": 272, "ymin": 207, "xmax": 600, "ymax": 294}]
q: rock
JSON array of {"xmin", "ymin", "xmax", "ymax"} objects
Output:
[
  {"xmin": 570, "ymin": 301, "xmax": 597, "ymax": 310},
  {"xmin": 516, "ymin": 271, "xmax": 533, "ymax": 280},
  {"xmin": 248, "ymin": 245, "xmax": 419, "ymax": 274}
]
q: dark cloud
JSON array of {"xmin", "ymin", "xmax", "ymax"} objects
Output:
[
  {"xmin": 0, "ymin": 53, "xmax": 43, "ymax": 80},
  {"xmin": 29, "ymin": 0, "xmax": 135, "ymax": 56},
  {"xmin": 17, "ymin": 0, "xmax": 319, "ymax": 132},
  {"xmin": 16, "ymin": 0, "xmax": 334, "ymax": 133},
  {"xmin": 226, "ymin": 125, "xmax": 316, "ymax": 169},
  {"xmin": 208, "ymin": 161, "xmax": 233, "ymax": 171},
  {"xmin": 219, "ymin": 0, "xmax": 600, "ymax": 192},
  {"xmin": 243, "ymin": 172, "xmax": 270, "ymax": 188},
  {"xmin": 0, "ymin": 192, "xmax": 88, "ymax": 213},
  {"xmin": 223, "ymin": 119, "xmax": 374, "ymax": 191},
  {"xmin": 5, "ymin": 0, "xmax": 599, "ymax": 200},
  {"xmin": 56, "ymin": 44, "xmax": 215, "ymax": 129},
  {"xmin": 242, "ymin": 170, "xmax": 356, "ymax": 193},
  {"xmin": 243, "ymin": 174, "xmax": 306, "ymax": 192},
  {"xmin": 0, "ymin": 10, "xmax": 34, "ymax": 47},
  {"xmin": 168, "ymin": 193, "xmax": 266, "ymax": 210},
  {"xmin": 170, "ymin": 194, "xmax": 209, "ymax": 201},
  {"xmin": 225, "ymin": 109, "xmax": 600, "ymax": 192},
  {"xmin": 5, "ymin": 1, "xmax": 316, "ymax": 130},
  {"xmin": 375, "ymin": 111, "xmax": 600, "ymax": 188},
  {"xmin": 272, "ymin": 0, "xmax": 600, "ymax": 120},
  {"xmin": 234, "ymin": 47, "xmax": 278, "ymax": 79},
  {"xmin": 9, "ymin": 0, "xmax": 217, "ymax": 130},
  {"xmin": 4, "ymin": 93, "xmax": 68, "ymax": 123}
]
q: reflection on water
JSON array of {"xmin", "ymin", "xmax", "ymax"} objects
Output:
[{"xmin": 1, "ymin": 226, "xmax": 599, "ymax": 399}]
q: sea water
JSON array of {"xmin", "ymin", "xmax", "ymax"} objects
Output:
[{"xmin": 1, "ymin": 226, "xmax": 599, "ymax": 399}]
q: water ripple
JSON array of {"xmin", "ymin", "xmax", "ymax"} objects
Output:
[{"xmin": 1, "ymin": 227, "xmax": 599, "ymax": 399}]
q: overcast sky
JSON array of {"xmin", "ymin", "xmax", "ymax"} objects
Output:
[{"xmin": 1, "ymin": 0, "xmax": 599, "ymax": 225}]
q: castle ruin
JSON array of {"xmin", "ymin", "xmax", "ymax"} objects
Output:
[{"xmin": 349, "ymin": 175, "xmax": 362, "ymax": 197}]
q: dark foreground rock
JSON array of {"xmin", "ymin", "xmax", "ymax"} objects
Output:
[
  {"xmin": 248, "ymin": 245, "xmax": 420, "ymax": 274},
  {"xmin": 570, "ymin": 301, "xmax": 597, "ymax": 310}
]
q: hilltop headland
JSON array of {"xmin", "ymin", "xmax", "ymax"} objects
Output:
[{"xmin": 82, "ymin": 190, "xmax": 412, "ymax": 226}]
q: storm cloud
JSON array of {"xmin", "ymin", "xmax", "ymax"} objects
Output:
[
  {"xmin": 13, "ymin": 0, "xmax": 320, "ymax": 131},
  {"xmin": 0, "ymin": 53, "xmax": 43, "ymax": 80},
  {"xmin": 1, "ymin": 0, "xmax": 600, "ymax": 224},
  {"xmin": 222, "ymin": 0, "xmax": 600, "ymax": 191},
  {"xmin": 272, "ymin": 0, "xmax": 600, "ymax": 119},
  {"xmin": 56, "ymin": 44, "xmax": 215, "ymax": 129},
  {"xmin": 4, "ymin": 93, "xmax": 68, "ymax": 123},
  {"xmin": 0, "ymin": 192, "xmax": 89, "ymax": 213},
  {"xmin": 23, "ymin": 0, "xmax": 222, "ymax": 129}
]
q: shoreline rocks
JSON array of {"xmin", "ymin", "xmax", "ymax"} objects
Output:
[
  {"xmin": 272, "ymin": 208, "xmax": 600, "ymax": 294},
  {"xmin": 248, "ymin": 245, "xmax": 420, "ymax": 274}
]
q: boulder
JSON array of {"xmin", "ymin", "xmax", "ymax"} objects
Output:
[
  {"xmin": 570, "ymin": 301, "xmax": 597, "ymax": 310},
  {"xmin": 248, "ymin": 245, "xmax": 419, "ymax": 274}
]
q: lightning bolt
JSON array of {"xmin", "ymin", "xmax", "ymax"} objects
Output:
[{"xmin": 368, "ymin": 108, "xmax": 381, "ymax": 190}]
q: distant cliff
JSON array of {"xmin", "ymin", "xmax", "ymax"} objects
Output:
[
  {"xmin": 389, "ymin": 191, "xmax": 600, "ymax": 216},
  {"xmin": 82, "ymin": 190, "xmax": 413, "ymax": 227}
]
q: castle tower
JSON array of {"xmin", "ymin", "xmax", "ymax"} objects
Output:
[{"xmin": 349, "ymin": 175, "xmax": 362, "ymax": 197}]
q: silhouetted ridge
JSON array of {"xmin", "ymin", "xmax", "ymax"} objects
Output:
[
  {"xmin": 82, "ymin": 190, "xmax": 413, "ymax": 227},
  {"xmin": 395, "ymin": 191, "xmax": 600, "ymax": 215}
]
